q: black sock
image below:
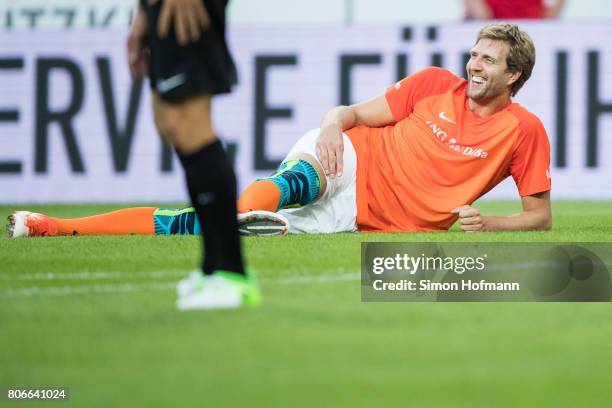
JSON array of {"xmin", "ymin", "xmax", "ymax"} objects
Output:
[{"xmin": 177, "ymin": 140, "xmax": 245, "ymax": 275}]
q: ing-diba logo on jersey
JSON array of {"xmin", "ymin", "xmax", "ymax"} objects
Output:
[{"xmin": 425, "ymin": 120, "xmax": 488, "ymax": 159}]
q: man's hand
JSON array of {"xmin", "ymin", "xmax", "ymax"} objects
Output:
[
  {"xmin": 127, "ymin": 6, "xmax": 149, "ymax": 79},
  {"xmin": 451, "ymin": 192, "xmax": 552, "ymax": 232},
  {"xmin": 316, "ymin": 96, "xmax": 394, "ymax": 178},
  {"xmin": 451, "ymin": 205, "xmax": 484, "ymax": 232},
  {"xmin": 315, "ymin": 123, "xmax": 344, "ymax": 178},
  {"xmin": 150, "ymin": 0, "xmax": 210, "ymax": 46}
]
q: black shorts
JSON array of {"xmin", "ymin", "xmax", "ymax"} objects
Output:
[{"xmin": 141, "ymin": 0, "xmax": 237, "ymax": 102}]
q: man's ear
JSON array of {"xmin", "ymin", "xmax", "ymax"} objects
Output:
[{"xmin": 507, "ymin": 70, "xmax": 522, "ymax": 87}]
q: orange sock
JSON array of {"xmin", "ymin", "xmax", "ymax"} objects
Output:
[
  {"xmin": 237, "ymin": 180, "xmax": 281, "ymax": 213},
  {"xmin": 51, "ymin": 207, "xmax": 157, "ymax": 236}
]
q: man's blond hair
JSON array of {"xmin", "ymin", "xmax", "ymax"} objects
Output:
[{"xmin": 477, "ymin": 24, "xmax": 536, "ymax": 96}]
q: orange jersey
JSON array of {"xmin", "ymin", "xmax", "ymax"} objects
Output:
[{"xmin": 346, "ymin": 67, "xmax": 551, "ymax": 232}]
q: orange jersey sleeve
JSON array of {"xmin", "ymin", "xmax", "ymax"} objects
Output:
[
  {"xmin": 508, "ymin": 109, "xmax": 552, "ymax": 196},
  {"xmin": 385, "ymin": 67, "xmax": 463, "ymax": 122}
]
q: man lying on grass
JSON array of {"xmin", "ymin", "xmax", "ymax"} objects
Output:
[{"xmin": 8, "ymin": 23, "xmax": 551, "ymax": 238}]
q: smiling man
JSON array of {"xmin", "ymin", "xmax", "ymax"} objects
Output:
[
  {"xmin": 9, "ymin": 24, "xmax": 551, "ymax": 237},
  {"xmin": 267, "ymin": 22, "xmax": 552, "ymax": 234}
]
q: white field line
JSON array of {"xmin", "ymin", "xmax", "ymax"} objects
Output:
[
  {"xmin": 3, "ymin": 257, "xmax": 611, "ymax": 299},
  {"xmin": 3, "ymin": 282, "xmax": 177, "ymax": 298},
  {"xmin": 9, "ymin": 270, "xmax": 187, "ymax": 281},
  {"xmin": 3, "ymin": 260, "xmax": 589, "ymax": 283},
  {"xmin": 0, "ymin": 271, "xmax": 360, "ymax": 298}
]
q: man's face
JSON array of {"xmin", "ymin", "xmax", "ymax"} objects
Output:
[{"xmin": 466, "ymin": 39, "xmax": 517, "ymax": 102}]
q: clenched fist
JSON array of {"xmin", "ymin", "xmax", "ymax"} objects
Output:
[{"xmin": 451, "ymin": 205, "xmax": 485, "ymax": 232}]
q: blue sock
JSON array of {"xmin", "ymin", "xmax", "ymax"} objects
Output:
[
  {"xmin": 153, "ymin": 208, "xmax": 201, "ymax": 235},
  {"xmin": 258, "ymin": 159, "xmax": 321, "ymax": 209}
]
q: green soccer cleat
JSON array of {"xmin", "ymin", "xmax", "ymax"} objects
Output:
[{"xmin": 176, "ymin": 268, "xmax": 261, "ymax": 310}]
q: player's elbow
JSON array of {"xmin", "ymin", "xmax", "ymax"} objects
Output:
[
  {"xmin": 536, "ymin": 213, "xmax": 552, "ymax": 231},
  {"xmin": 521, "ymin": 209, "xmax": 552, "ymax": 231}
]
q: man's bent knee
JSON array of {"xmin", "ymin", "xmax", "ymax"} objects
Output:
[
  {"xmin": 257, "ymin": 155, "xmax": 326, "ymax": 210},
  {"xmin": 285, "ymin": 153, "xmax": 328, "ymax": 196}
]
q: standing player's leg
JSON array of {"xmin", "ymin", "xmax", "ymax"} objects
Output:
[
  {"xmin": 141, "ymin": 0, "xmax": 259, "ymax": 309},
  {"xmin": 153, "ymin": 94, "xmax": 244, "ymax": 274}
]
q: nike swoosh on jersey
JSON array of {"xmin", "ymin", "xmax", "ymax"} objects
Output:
[
  {"xmin": 157, "ymin": 73, "xmax": 187, "ymax": 93},
  {"xmin": 438, "ymin": 111, "xmax": 456, "ymax": 124}
]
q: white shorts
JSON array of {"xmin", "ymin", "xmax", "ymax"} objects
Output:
[{"xmin": 278, "ymin": 128, "xmax": 358, "ymax": 234}]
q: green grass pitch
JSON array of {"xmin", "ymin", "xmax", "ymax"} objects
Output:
[{"xmin": 1, "ymin": 201, "xmax": 611, "ymax": 407}]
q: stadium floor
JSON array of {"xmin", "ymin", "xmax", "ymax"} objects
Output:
[{"xmin": 1, "ymin": 201, "xmax": 611, "ymax": 407}]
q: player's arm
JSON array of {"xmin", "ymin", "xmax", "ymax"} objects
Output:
[
  {"xmin": 127, "ymin": 5, "xmax": 149, "ymax": 79},
  {"xmin": 316, "ymin": 95, "xmax": 394, "ymax": 178},
  {"xmin": 452, "ymin": 190, "xmax": 552, "ymax": 232},
  {"xmin": 317, "ymin": 67, "xmax": 458, "ymax": 177}
]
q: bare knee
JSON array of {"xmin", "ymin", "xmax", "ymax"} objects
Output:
[
  {"xmin": 153, "ymin": 107, "xmax": 175, "ymax": 140},
  {"xmin": 152, "ymin": 94, "xmax": 215, "ymax": 153}
]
